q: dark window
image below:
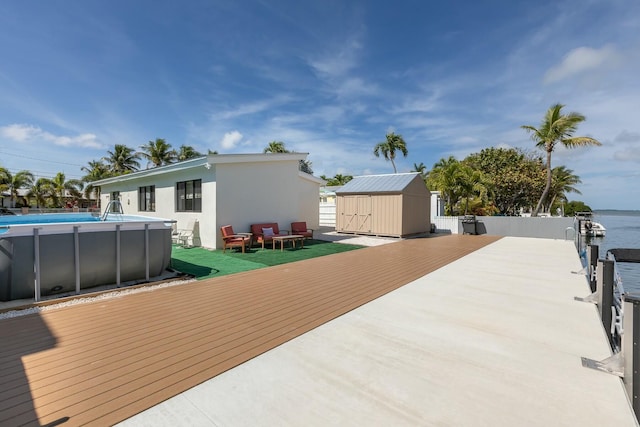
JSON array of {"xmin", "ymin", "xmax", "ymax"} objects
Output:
[
  {"xmin": 110, "ymin": 191, "xmax": 120, "ymax": 212},
  {"xmin": 138, "ymin": 186, "xmax": 155, "ymax": 211},
  {"xmin": 176, "ymin": 179, "xmax": 202, "ymax": 212}
]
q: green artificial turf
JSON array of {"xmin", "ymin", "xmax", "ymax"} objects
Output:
[{"xmin": 170, "ymin": 239, "xmax": 365, "ymax": 280}]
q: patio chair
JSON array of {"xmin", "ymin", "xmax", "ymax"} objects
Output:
[
  {"xmin": 291, "ymin": 221, "xmax": 313, "ymax": 240},
  {"xmin": 220, "ymin": 225, "xmax": 252, "ymax": 253},
  {"xmin": 174, "ymin": 219, "xmax": 197, "ymax": 247}
]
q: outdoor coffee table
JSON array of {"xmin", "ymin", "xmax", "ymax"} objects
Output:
[{"xmin": 272, "ymin": 235, "xmax": 305, "ymax": 251}]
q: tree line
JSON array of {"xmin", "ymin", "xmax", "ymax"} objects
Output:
[
  {"xmin": 320, "ymin": 103, "xmax": 601, "ymax": 217},
  {"xmin": 1, "ymin": 103, "xmax": 600, "ymax": 215},
  {"xmin": 0, "ymin": 139, "xmax": 313, "ymax": 209},
  {"xmin": 0, "ymin": 138, "xmax": 204, "ymax": 208}
]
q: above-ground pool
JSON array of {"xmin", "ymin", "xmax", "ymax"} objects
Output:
[{"xmin": 0, "ymin": 212, "xmax": 173, "ymax": 302}]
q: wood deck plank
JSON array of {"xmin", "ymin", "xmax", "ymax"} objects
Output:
[{"xmin": 0, "ymin": 234, "xmax": 499, "ymax": 426}]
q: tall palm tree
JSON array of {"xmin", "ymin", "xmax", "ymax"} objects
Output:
[
  {"xmin": 0, "ymin": 169, "xmax": 34, "ymax": 207},
  {"xmin": 81, "ymin": 160, "xmax": 111, "ymax": 205},
  {"xmin": 522, "ymin": 104, "xmax": 601, "ymax": 216},
  {"xmin": 263, "ymin": 141, "xmax": 289, "ymax": 153},
  {"xmin": 103, "ymin": 144, "xmax": 140, "ymax": 175},
  {"xmin": 177, "ymin": 145, "xmax": 203, "ymax": 161},
  {"xmin": 139, "ymin": 138, "xmax": 177, "ymax": 168},
  {"xmin": 45, "ymin": 172, "xmax": 83, "ymax": 207},
  {"xmin": 373, "ymin": 132, "xmax": 408, "ymax": 173}
]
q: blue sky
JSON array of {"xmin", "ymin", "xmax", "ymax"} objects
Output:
[{"xmin": 1, "ymin": 0, "xmax": 639, "ymax": 210}]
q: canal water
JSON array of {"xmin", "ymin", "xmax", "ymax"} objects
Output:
[{"xmin": 587, "ymin": 211, "xmax": 640, "ymax": 293}]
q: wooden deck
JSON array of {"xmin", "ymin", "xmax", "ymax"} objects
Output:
[{"xmin": 0, "ymin": 234, "xmax": 500, "ymax": 426}]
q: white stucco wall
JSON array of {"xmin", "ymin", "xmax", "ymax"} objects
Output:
[
  {"xmin": 100, "ymin": 165, "xmax": 216, "ymax": 247},
  {"xmin": 215, "ymin": 161, "xmax": 320, "ymax": 248},
  {"xmin": 96, "ymin": 154, "xmax": 321, "ymax": 250}
]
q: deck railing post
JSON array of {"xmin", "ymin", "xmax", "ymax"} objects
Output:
[
  {"xmin": 33, "ymin": 228, "xmax": 41, "ymax": 302},
  {"xmin": 623, "ymin": 294, "xmax": 640, "ymax": 419},
  {"xmin": 597, "ymin": 259, "xmax": 615, "ymax": 347},
  {"xmin": 116, "ymin": 224, "xmax": 121, "ymax": 286},
  {"xmin": 588, "ymin": 245, "xmax": 599, "ymax": 293},
  {"xmin": 145, "ymin": 223, "xmax": 150, "ymax": 282},
  {"xmin": 74, "ymin": 226, "xmax": 81, "ymax": 294}
]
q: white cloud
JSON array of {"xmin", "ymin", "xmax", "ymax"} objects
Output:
[
  {"xmin": 220, "ymin": 130, "xmax": 243, "ymax": 149},
  {"xmin": 0, "ymin": 123, "xmax": 39, "ymax": 141},
  {"xmin": 0, "ymin": 123, "xmax": 103, "ymax": 148},
  {"xmin": 544, "ymin": 45, "xmax": 620, "ymax": 84},
  {"xmin": 307, "ymin": 36, "xmax": 362, "ymax": 78},
  {"xmin": 613, "ymin": 147, "xmax": 640, "ymax": 162},
  {"xmin": 615, "ymin": 130, "xmax": 640, "ymax": 143}
]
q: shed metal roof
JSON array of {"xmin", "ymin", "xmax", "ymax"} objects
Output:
[{"xmin": 336, "ymin": 173, "xmax": 420, "ymax": 194}]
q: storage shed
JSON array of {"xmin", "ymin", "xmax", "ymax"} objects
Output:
[{"xmin": 335, "ymin": 173, "xmax": 430, "ymax": 237}]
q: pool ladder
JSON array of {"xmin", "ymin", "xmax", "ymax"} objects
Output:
[{"xmin": 101, "ymin": 200, "xmax": 124, "ymax": 221}]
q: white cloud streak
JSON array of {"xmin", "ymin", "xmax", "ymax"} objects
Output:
[
  {"xmin": 0, "ymin": 124, "xmax": 104, "ymax": 148},
  {"xmin": 544, "ymin": 45, "xmax": 621, "ymax": 84}
]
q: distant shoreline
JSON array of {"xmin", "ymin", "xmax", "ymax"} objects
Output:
[{"xmin": 594, "ymin": 209, "xmax": 640, "ymax": 216}]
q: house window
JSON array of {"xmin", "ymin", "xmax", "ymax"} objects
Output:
[
  {"xmin": 110, "ymin": 191, "xmax": 120, "ymax": 212},
  {"xmin": 138, "ymin": 186, "xmax": 155, "ymax": 211},
  {"xmin": 176, "ymin": 179, "xmax": 202, "ymax": 212}
]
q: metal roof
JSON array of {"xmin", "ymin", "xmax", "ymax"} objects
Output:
[{"xmin": 336, "ymin": 173, "xmax": 420, "ymax": 194}]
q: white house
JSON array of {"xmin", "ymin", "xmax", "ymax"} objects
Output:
[{"xmin": 93, "ymin": 153, "xmax": 323, "ymax": 250}]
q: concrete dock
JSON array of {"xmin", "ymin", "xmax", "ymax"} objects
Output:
[{"xmin": 118, "ymin": 236, "xmax": 637, "ymax": 426}]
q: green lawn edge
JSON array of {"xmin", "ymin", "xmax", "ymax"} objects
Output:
[{"xmin": 171, "ymin": 239, "xmax": 365, "ymax": 280}]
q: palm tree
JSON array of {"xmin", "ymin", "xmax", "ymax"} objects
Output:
[
  {"xmin": 103, "ymin": 144, "xmax": 141, "ymax": 175},
  {"xmin": 0, "ymin": 166, "xmax": 8, "ymax": 191},
  {"xmin": 320, "ymin": 174, "xmax": 353, "ymax": 186},
  {"xmin": 548, "ymin": 166, "xmax": 582, "ymax": 215},
  {"xmin": 81, "ymin": 160, "xmax": 111, "ymax": 206},
  {"xmin": 522, "ymin": 104, "xmax": 601, "ymax": 216},
  {"xmin": 139, "ymin": 138, "xmax": 177, "ymax": 168},
  {"xmin": 45, "ymin": 172, "xmax": 83, "ymax": 207},
  {"xmin": 27, "ymin": 177, "xmax": 54, "ymax": 208},
  {"xmin": 263, "ymin": 141, "xmax": 289, "ymax": 153},
  {"xmin": 456, "ymin": 164, "xmax": 488, "ymax": 215},
  {"xmin": 177, "ymin": 145, "xmax": 203, "ymax": 161},
  {"xmin": 411, "ymin": 162, "xmax": 428, "ymax": 181},
  {"xmin": 299, "ymin": 159, "xmax": 313, "ymax": 174},
  {"xmin": 262, "ymin": 141, "xmax": 312, "ymax": 173},
  {"xmin": 373, "ymin": 132, "xmax": 408, "ymax": 173},
  {"xmin": 0, "ymin": 169, "xmax": 34, "ymax": 207},
  {"xmin": 427, "ymin": 156, "xmax": 462, "ymax": 215}
]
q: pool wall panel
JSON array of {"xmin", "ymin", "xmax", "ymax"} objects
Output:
[{"xmin": 0, "ymin": 228, "xmax": 171, "ymax": 301}]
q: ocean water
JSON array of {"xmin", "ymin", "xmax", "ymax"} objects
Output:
[{"xmin": 587, "ymin": 211, "xmax": 640, "ymax": 293}]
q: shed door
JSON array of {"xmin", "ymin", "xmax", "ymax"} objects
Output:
[
  {"xmin": 356, "ymin": 196, "xmax": 372, "ymax": 232},
  {"xmin": 340, "ymin": 196, "xmax": 358, "ymax": 232},
  {"xmin": 341, "ymin": 196, "xmax": 371, "ymax": 233}
]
